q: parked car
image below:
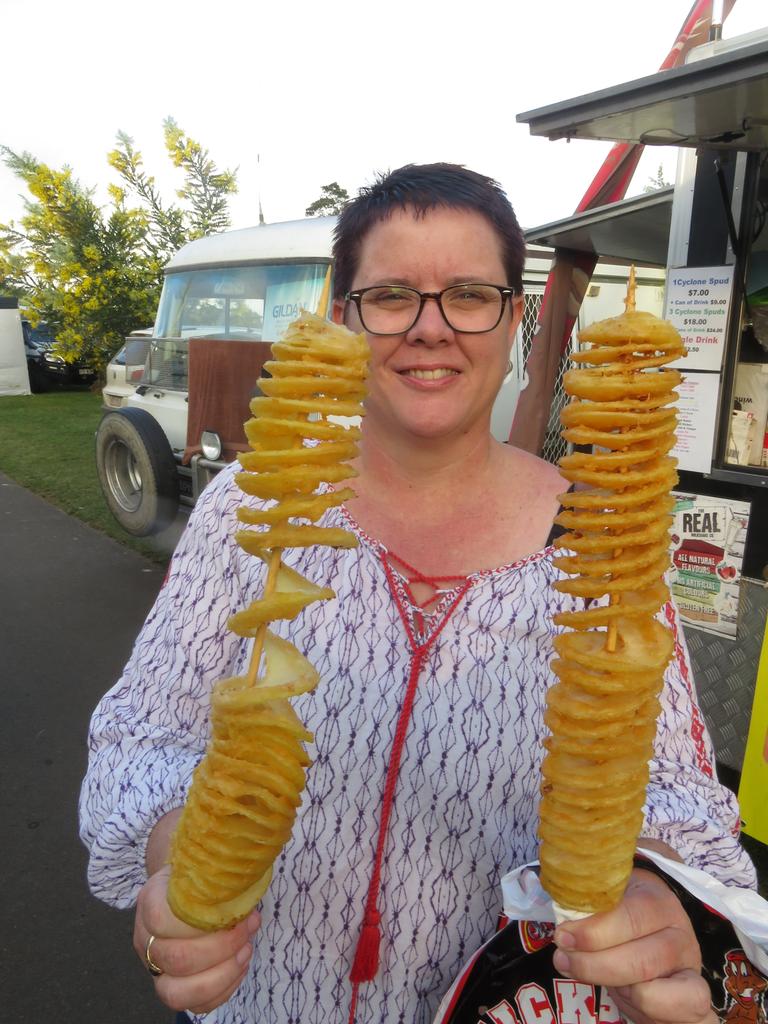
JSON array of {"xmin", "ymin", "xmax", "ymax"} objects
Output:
[
  {"xmin": 22, "ymin": 321, "xmax": 97, "ymax": 392},
  {"xmin": 102, "ymin": 330, "xmax": 153, "ymax": 409}
]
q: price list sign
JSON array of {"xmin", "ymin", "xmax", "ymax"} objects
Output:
[{"xmin": 664, "ymin": 266, "xmax": 734, "ymax": 372}]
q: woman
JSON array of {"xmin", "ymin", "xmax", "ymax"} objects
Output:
[{"xmin": 80, "ymin": 164, "xmax": 753, "ymax": 1024}]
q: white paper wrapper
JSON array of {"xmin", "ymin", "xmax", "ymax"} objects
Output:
[
  {"xmin": 552, "ymin": 902, "xmax": 591, "ymax": 925},
  {"xmin": 501, "ymin": 848, "xmax": 768, "ymax": 974}
]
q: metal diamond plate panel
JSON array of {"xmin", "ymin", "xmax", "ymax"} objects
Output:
[{"xmin": 683, "ymin": 578, "xmax": 768, "ymax": 771}]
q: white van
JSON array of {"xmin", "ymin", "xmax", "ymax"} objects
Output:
[
  {"xmin": 95, "ymin": 216, "xmax": 664, "ymax": 536},
  {"xmin": 102, "ymin": 330, "xmax": 153, "ymax": 409}
]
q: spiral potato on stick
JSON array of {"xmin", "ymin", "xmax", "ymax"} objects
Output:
[
  {"xmin": 539, "ymin": 269, "xmax": 686, "ymax": 913},
  {"xmin": 168, "ymin": 309, "xmax": 369, "ymax": 930}
]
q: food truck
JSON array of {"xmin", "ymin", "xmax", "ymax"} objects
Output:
[
  {"xmin": 95, "ymin": 219, "xmax": 664, "ymax": 537},
  {"xmin": 517, "ymin": 25, "xmax": 768, "ymax": 807}
]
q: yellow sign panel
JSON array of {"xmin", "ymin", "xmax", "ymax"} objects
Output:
[{"xmin": 739, "ymin": 613, "xmax": 768, "ymax": 845}]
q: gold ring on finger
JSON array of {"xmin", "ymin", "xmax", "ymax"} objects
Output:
[{"xmin": 144, "ymin": 934, "xmax": 164, "ymax": 977}]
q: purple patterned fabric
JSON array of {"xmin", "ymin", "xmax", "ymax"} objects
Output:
[{"xmin": 79, "ymin": 464, "xmax": 755, "ymax": 1024}]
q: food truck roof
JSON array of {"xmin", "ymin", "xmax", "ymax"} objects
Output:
[
  {"xmin": 516, "ymin": 30, "xmax": 768, "ymax": 151},
  {"xmin": 166, "ymin": 215, "xmax": 336, "ymax": 272},
  {"xmin": 524, "ymin": 188, "xmax": 674, "ymax": 266}
]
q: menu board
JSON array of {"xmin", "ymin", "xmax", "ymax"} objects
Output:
[
  {"xmin": 664, "ymin": 266, "xmax": 734, "ymax": 371},
  {"xmin": 669, "ymin": 492, "xmax": 751, "ymax": 637},
  {"xmin": 671, "ymin": 372, "xmax": 721, "ymax": 474}
]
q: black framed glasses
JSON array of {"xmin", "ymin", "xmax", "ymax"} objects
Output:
[{"xmin": 344, "ymin": 283, "xmax": 518, "ymax": 336}]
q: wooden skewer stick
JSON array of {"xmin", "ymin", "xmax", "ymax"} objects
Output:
[
  {"xmin": 606, "ymin": 267, "xmax": 636, "ymax": 655},
  {"xmin": 243, "ymin": 269, "xmax": 336, "ymax": 685},
  {"xmin": 246, "ymin": 549, "xmax": 283, "ymax": 686},
  {"xmin": 624, "ymin": 264, "xmax": 637, "ymax": 313},
  {"xmin": 605, "ymin": 570, "xmax": 621, "ymax": 653},
  {"xmin": 316, "ymin": 264, "xmax": 333, "ymax": 319}
]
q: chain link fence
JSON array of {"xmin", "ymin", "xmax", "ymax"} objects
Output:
[{"xmin": 520, "ymin": 292, "xmax": 576, "ymax": 465}]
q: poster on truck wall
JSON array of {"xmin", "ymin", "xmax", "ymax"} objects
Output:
[
  {"xmin": 669, "ymin": 492, "xmax": 751, "ymax": 638},
  {"xmin": 738, "ymin": 613, "xmax": 768, "ymax": 845}
]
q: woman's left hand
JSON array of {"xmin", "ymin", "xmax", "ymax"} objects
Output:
[{"xmin": 552, "ymin": 868, "xmax": 716, "ymax": 1024}]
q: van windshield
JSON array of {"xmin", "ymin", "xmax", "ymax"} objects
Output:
[
  {"xmin": 146, "ymin": 262, "xmax": 330, "ymax": 390},
  {"xmin": 154, "ymin": 263, "xmax": 330, "ymax": 341}
]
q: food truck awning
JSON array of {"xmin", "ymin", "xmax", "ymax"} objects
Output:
[
  {"xmin": 516, "ymin": 36, "xmax": 768, "ymax": 150},
  {"xmin": 524, "ymin": 188, "xmax": 674, "ymax": 266}
]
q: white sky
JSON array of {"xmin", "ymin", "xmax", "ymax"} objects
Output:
[{"xmin": 0, "ymin": 0, "xmax": 766, "ymax": 234}]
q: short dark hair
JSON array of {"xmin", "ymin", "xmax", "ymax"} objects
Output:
[{"xmin": 332, "ymin": 163, "xmax": 525, "ymax": 299}]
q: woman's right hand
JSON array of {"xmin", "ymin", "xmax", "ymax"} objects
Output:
[{"xmin": 134, "ymin": 864, "xmax": 260, "ymax": 1015}]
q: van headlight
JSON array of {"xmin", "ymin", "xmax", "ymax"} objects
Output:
[{"xmin": 200, "ymin": 431, "xmax": 222, "ymax": 461}]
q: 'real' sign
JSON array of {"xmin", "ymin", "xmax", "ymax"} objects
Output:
[{"xmin": 669, "ymin": 492, "xmax": 751, "ymax": 637}]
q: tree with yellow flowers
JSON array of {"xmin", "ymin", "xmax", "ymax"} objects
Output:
[{"xmin": 0, "ymin": 118, "xmax": 237, "ymax": 370}]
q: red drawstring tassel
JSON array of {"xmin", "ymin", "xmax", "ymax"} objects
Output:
[
  {"xmin": 346, "ymin": 554, "xmax": 473, "ymax": 1024},
  {"xmin": 349, "ymin": 909, "xmax": 382, "ymax": 983}
]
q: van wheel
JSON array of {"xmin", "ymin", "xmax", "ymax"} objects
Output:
[{"xmin": 96, "ymin": 408, "xmax": 180, "ymax": 536}]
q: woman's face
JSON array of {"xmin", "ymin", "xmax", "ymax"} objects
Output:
[{"xmin": 335, "ymin": 206, "xmax": 523, "ymax": 445}]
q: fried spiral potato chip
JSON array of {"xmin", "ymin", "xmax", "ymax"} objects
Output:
[
  {"xmin": 236, "ymin": 488, "xmax": 356, "ymax": 526},
  {"xmin": 539, "ymin": 270, "xmax": 685, "ymax": 913},
  {"xmin": 554, "ymin": 516, "xmax": 672, "ymax": 553},
  {"xmin": 559, "ymin": 438, "xmax": 676, "ymax": 470},
  {"xmin": 168, "ymin": 309, "xmax": 369, "ymax": 930},
  {"xmin": 563, "ymin": 367, "xmax": 681, "ymax": 402},
  {"xmin": 562, "ymin": 420, "xmax": 677, "ymax": 451},
  {"xmin": 554, "ymin": 494, "xmax": 676, "ymax": 532}
]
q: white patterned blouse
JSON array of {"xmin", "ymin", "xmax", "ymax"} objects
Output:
[{"xmin": 79, "ymin": 463, "xmax": 755, "ymax": 1024}]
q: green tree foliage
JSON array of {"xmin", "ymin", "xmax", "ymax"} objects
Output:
[
  {"xmin": 162, "ymin": 117, "xmax": 237, "ymax": 237},
  {"xmin": 109, "ymin": 117, "xmax": 237, "ymax": 261},
  {"xmin": 305, "ymin": 181, "xmax": 349, "ymax": 217},
  {"xmin": 0, "ymin": 120, "xmax": 237, "ymax": 369}
]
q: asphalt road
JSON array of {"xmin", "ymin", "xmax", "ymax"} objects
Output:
[{"xmin": 0, "ymin": 473, "xmax": 180, "ymax": 1024}]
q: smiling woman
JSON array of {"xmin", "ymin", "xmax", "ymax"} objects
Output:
[
  {"xmin": 333, "ymin": 202, "xmax": 524, "ymax": 456},
  {"xmin": 79, "ymin": 163, "xmax": 754, "ymax": 1024}
]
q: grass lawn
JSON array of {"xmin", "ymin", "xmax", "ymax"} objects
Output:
[{"xmin": 0, "ymin": 390, "xmax": 171, "ymax": 564}]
